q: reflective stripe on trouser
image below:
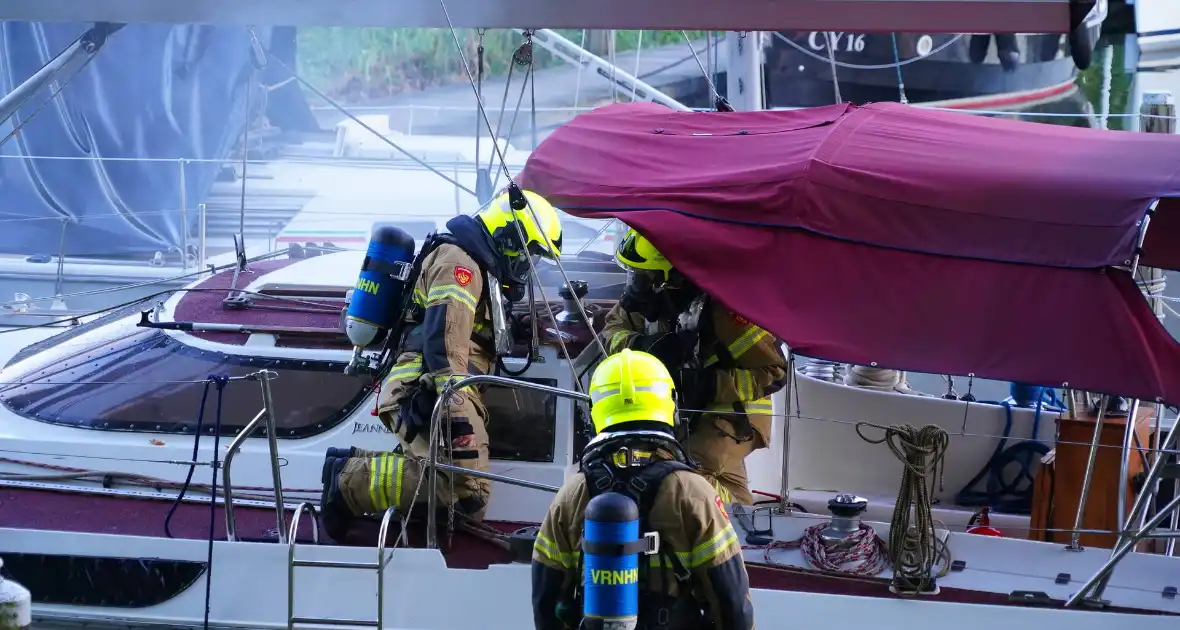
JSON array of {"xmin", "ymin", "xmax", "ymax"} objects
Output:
[
  {"xmin": 366, "ymin": 383, "xmax": 491, "ymax": 521},
  {"xmin": 685, "ymin": 413, "xmax": 769, "ymax": 506},
  {"xmin": 339, "ymin": 388, "xmax": 491, "ymax": 519},
  {"xmin": 337, "ymin": 452, "xmax": 423, "ymax": 516}
]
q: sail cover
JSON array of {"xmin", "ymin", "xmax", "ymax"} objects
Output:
[
  {"xmin": 517, "ymin": 101, "xmax": 1180, "ymax": 404},
  {"xmin": 0, "ymin": 23, "xmax": 315, "ymax": 258}
]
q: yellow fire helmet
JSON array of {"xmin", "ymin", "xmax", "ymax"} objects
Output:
[
  {"xmin": 615, "ymin": 228, "xmax": 673, "ymax": 282},
  {"xmin": 476, "ymin": 187, "xmax": 563, "ymax": 260},
  {"xmin": 589, "ymin": 348, "xmax": 677, "ymax": 434}
]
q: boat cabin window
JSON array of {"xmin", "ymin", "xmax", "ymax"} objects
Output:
[
  {"xmin": 0, "ymin": 315, "xmax": 368, "ymax": 438},
  {"xmin": 483, "ymin": 377, "xmax": 557, "ymax": 463}
]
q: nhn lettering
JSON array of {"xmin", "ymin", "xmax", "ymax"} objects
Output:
[
  {"xmin": 590, "ymin": 568, "xmax": 638, "ymax": 585},
  {"xmin": 356, "ymin": 278, "xmax": 380, "ymax": 295}
]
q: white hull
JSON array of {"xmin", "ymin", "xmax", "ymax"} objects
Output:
[
  {"xmin": 6, "ymin": 526, "xmax": 1177, "ymax": 630},
  {"xmin": 3, "ymin": 251, "xmax": 1178, "ymax": 626}
]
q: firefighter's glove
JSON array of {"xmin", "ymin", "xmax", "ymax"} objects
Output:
[
  {"xmin": 633, "ymin": 331, "xmax": 695, "ymax": 369},
  {"xmin": 676, "ymin": 368, "xmax": 716, "ymax": 412}
]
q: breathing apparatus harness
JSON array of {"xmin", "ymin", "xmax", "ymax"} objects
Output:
[
  {"xmin": 622, "ymin": 274, "xmax": 759, "ymax": 446},
  {"xmin": 564, "ymin": 430, "xmax": 706, "ymax": 629},
  {"xmin": 379, "ymin": 202, "xmax": 538, "ymax": 443}
]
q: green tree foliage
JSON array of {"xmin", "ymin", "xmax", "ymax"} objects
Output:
[{"xmin": 296, "ymin": 28, "xmax": 707, "ymax": 101}]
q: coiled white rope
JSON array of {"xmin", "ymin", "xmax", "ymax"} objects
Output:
[{"xmin": 844, "ymin": 365, "xmax": 927, "ymax": 396}]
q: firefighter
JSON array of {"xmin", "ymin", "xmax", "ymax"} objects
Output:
[
  {"xmin": 532, "ymin": 349, "xmax": 755, "ymax": 630},
  {"xmin": 601, "ymin": 228, "xmax": 788, "ymax": 506},
  {"xmin": 319, "ymin": 185, "xmax": 563, "ymax": 541}
]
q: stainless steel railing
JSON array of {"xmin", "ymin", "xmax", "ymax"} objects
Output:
[
  {"xmin": 223, "ymin": 370, "xmax": 288, "ymax": 543},
  {"xmin": 425, "ymin": 374, "xmax": 590, "ymax": 549}
]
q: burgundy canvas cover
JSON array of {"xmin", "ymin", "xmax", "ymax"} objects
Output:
[{"xmin": 517, "ymin": 102, "xmax": 1180, "ymax": 404}]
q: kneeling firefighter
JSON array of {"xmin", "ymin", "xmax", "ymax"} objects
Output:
[
  {"xmin": 321, "ymin": 184, "xmax": 563, "ymax": 540},
  {"xmin": 601, "ymin": 228, "xmax": 788, "ymax": 506},
  {"xmin": 532, "ymin": 349, "xmax": 755, "ymax": 630}
]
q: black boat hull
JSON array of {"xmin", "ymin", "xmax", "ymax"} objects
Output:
[{"xmin": 763, "ymin": 31, "xmax": 1083, "ymax": 107}]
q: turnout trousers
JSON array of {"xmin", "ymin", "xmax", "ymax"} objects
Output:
[{"xmin": 334, "ymin": 352, "xmax": 493, "ymax": 522}]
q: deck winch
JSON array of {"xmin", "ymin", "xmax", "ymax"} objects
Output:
[
  {"xmin": 343, "ymin": 225, "xmax": 416, "ymax": 375},
  {"xmin": 822, "ymin": 494, "xmax": 869, "ymax": 548}
]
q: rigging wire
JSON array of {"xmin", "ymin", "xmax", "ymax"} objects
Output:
[
  {"xmin": 263, "ymin": 52, "xmax": 476, "ymax": 197},
  {"xmin": 823, "ymin": 33, "xmax": 843, "ymax": 104},
  {"xmin": 475, "ymin": 29, "xmax": 485, "ymax": 201},
  {"xmin": 681, "ymin": 30, "xmax": 721, "ymax": 103},
  {"xmin": 489, "ymin": 44, "xmax": 534, "ymax": 193},
  {"xmin": 434, "ymin": 17, "xmax": 609, "ymax": 368},
  {"xmin": 889, "ymin": 33, "xmax": 909, "ymax": 105}
]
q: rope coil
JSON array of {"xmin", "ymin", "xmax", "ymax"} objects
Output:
[
  {"xmin": 798, "ymin": 523, "xmax": 889, "ymax": 576},
  {"xmin": 856, "ymin": 421, "xmax": 952, "ymax": 594}
]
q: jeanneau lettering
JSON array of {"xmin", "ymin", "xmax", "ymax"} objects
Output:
[{"xmin": 352, "ymin": 421, "xmax": 392, "ymax": 434}]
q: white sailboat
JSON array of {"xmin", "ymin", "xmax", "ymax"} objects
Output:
[{"xmin": 4, "ymin": 1, "xmax": 1180, "ymax": 628}]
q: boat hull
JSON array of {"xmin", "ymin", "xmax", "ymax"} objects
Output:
[{"xmin": 764, "ymin": 32, "xmax": 1081, "ymax": 107}]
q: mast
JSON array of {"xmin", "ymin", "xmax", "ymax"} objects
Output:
[{"xmin": 725, "ymin": 32, "xmax": 763, "ymax": 112}]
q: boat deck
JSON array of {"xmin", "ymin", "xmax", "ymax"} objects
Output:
[{"xmin": 4, "ymin": 484, "xmax": 1170, "ymax": 615}]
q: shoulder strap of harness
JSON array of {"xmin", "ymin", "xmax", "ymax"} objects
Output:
[{"xmin": 581, "ymin": 458, "xmax": 695, "ymax": 583}]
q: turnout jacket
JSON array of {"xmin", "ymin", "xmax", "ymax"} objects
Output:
[
  {"xmin": 600, "ymin": 299, "xmax": 788, "ymax": 444},
  {"xmin": 532, "ymin": 466, "xmax": 756, "ymax": 630}
]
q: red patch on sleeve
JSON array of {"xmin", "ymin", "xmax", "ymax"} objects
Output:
[
  {"xmin": 453, "ymin": 266, "xmax": 473, "ymax": 287},
  {"xmin": 730, "ymin": 312, "xmax": 749, "ymax": 326},
  {"xmin": 715, "ymin": 494, "xmax": 729, "ymax": 519}
]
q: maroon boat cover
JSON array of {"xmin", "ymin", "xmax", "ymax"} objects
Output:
[{"xmin": 518, "ymin": 102, "xmax": 1180, "ymax": 403}]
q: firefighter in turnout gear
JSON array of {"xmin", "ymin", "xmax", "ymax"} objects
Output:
[
  {"xmin": 532, "ymin": 349, "xmax": 755, "ymax": 630},
  {"xmin": 320, "ymin": 186, "xmax": 562, "ymax": 541},
  {"xmin": 600, "ymin": 229, "xmax": 788, "ymax": 507}
]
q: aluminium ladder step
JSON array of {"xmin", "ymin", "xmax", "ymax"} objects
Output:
[
  {"xmin": 292, "ymin": 559, "xmax": 381, "ymax": 570},
  {"xmin": 291, "ymin": 617, "xmax": 380, "ymax": 627},
  {"xmin": 288, "ymin": 503, "xmax": 397, "ymax": 630}
]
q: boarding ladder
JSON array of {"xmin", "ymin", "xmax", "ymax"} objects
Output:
[{"xmin": 286, "ymin": 503, "xmax": 399, "ymax": 630}]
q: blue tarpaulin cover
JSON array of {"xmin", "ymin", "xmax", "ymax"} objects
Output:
[{"xmin": 0, "ymin": 23, "xmax": 314, "ymax": 259}]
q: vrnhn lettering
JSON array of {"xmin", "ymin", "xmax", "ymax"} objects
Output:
[
  {"xmin": 590, "ymin": 568, "xmax": 638, "ymax": 586},
  {"xmin": 356, "ymin": 278, "xmax": 380, "ymax": 295}
]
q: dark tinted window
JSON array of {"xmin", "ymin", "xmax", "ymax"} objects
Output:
[
  {"xmin": 0, "ymin": 315, "xmax": 368, "ymax": 438},
  {"xmin": 483, "ymin": 377, "xmax": 557, "ymax": 463}
]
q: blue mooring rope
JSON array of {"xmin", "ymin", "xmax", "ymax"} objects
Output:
[{"xmin": 955, "ymin": 383, "xmax": 1063, "ymax": 515}]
